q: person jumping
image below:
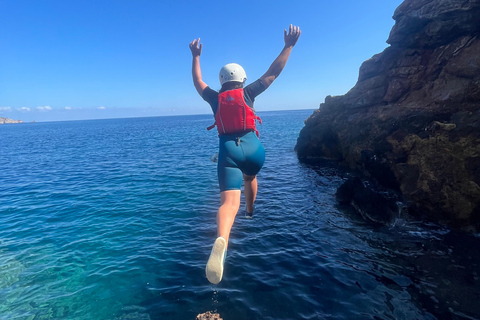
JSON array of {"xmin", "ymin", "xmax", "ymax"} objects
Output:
[{"xmin": 189, "ymin": 24, "xmax": 301, "ymax": 284}]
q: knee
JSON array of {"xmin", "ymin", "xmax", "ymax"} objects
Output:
[{"xmin": 219, "ymin": 201, "xmax": 240, "ymax": 213}]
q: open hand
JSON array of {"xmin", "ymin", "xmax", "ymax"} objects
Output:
[
  {"xmin": 284, "ymin": 25, "xmax": 301, "ymax": 48},
  {"xmin": 189, "ymin": 38, "xmax": 203, "ymax": 57}
]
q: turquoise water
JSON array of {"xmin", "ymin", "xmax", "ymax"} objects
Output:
[{"xmin": 1, "ymin": 110, "xmax": 479, "ymax": 320}]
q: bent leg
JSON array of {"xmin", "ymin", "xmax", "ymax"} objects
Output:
[
  {"xmin": 239, "ymin": 132, "xmax": 264, "ymax": 216},
  {"xmin": 217, "ymin": 190, "xmax": 241, "ymax": 248},
  {"xmin": 244, "ymin": 174, "xmax": 257, "ymax": 214}
]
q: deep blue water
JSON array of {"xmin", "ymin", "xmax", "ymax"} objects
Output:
[{"xmin": 1, "ymin": 110, "xmax": 479, "ymax": 320}]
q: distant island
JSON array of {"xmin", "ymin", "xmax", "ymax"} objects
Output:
[{"xmin": 0, "ymin": 117, "xmax": 23, "ymax": 124}]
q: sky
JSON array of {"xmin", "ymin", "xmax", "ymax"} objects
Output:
[{"xmin": 0, "ymin": 0, "xmax": 404, "ymax": 122}]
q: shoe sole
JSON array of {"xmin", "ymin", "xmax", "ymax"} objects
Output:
[{"xmin": 206, "ymin": 237, "xmax": 226, "ymax": 284}]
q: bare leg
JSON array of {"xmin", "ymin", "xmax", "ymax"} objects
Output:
[
  {"xmin": 244, "ymin": 174, "xmax": 257, "ymax": 214},
  {"xmin": 217, "ymin": 190, "xmax": 241, "ymax": 248},
  {"xmin": 206, "ymin": 190, "xmax": 241, "ymax": 284}
]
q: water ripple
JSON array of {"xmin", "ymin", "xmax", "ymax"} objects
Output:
[{"xmin": 1, "ymin": 112, "xmax": 479, "ymax": 319}]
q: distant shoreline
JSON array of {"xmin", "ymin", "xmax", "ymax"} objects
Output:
[
  {"xmin": 0, "ymin": 109, "xmax": 314, "ymax": 124},
  {"xmin": 0, "ymin": 117, "xmax": 24, "ymax": 124}
]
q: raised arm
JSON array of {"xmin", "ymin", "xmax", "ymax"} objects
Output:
[
  {"xmin": 259, "ymin": 25, "xmax": 301, "ymax": 89},
  {"xmin": 189, "ymin": 38, "xmax": 208, "ymax": 96}
]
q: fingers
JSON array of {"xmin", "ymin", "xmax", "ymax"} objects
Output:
[
  {"xmin": 189, "ymin": 38, "xmax": 201, "ymax": 49},
  {"xmin": 189, "ymin": 38, "xmax": 203, "ymax": 57},
  {"xmin": 288, "ymin": 25, "xmax": 300, "ymax": 37},
  {"xmin": 189, "ymin": 38, "xmax": 203, "ymax": 56},
  {"xmin": 295, "ymin": 26, "xmax": 301, "ymax": 39}
]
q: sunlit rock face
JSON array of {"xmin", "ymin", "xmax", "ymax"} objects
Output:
[
  {"xmin": 296, "ymin": 0, "xmax": 480, "ymax": 229},
  {"xmin": 0, "ymin": 117, "xmax": 23, "ymax": 124}
]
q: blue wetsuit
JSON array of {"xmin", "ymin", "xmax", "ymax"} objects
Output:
[{"xmin": 203, "ymin": 79, "xmax": 267, "ymax": 191}]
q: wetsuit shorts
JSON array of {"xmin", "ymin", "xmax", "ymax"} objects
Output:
[{"xmin": 218, "ymin": 131, "xmax": 265, "ymax": 192}]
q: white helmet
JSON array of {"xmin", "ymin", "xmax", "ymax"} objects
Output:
[{"xmin": 219, "ymin": 63, "xmax": 247, "ymax": 85}]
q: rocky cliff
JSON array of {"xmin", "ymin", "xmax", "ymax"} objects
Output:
[{"xmin": 296, "ymin": 0, "xmax": 480, "ymax": 229}]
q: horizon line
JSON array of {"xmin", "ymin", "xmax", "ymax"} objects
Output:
[{"xmin": 1, "ymin": 108, "xmax": 316, "ymax": 124}]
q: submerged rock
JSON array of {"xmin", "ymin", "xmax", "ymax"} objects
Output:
[
  {"xmin": 196, "ymin": 311, "xmax": 223, "ymax": 320},
  {"xmin": 296, "ymin": 0, "xmax": 480, "ymax": 229}
]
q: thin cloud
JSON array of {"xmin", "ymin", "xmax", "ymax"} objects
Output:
[
  {"xmin": 37, "ymin": 106, "xmax": 52, "ymax": 111},
  {"xmin": 97, "ymin": 106, "xmax": 106, "ymax": 110},
  {"xmin": 18, "ymin": 107, "xmax": 31, "ymax": 112},
  {"xmin": 65, "ymin": 106, "xmax": 72, "ymax": 110},
  {"xmin": 0, "ymin": 107, "xmax": 12, "ymax": 111}
]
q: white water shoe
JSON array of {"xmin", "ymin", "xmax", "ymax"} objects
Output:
[{"xmin": 206, "ymin": 237, "xmax": 227, "ymax": 284}]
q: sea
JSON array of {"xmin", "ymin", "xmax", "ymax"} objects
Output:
[{"xmin": 1, "ymin": 109, "xmax": 479, "ymax": 320}]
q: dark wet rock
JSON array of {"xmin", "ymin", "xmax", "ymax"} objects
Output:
[
  {"xmin": 336, "ymin": 177, "xmax": 403, "ymax": 225},
  {"xmin": 296, "ymin": 0, "xmax": 480, "ymax": 229}
]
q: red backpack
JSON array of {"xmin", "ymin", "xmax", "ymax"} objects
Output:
[{"xmin": 207, "ymin": 88, "xmax": 262, "ymax": 136}]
